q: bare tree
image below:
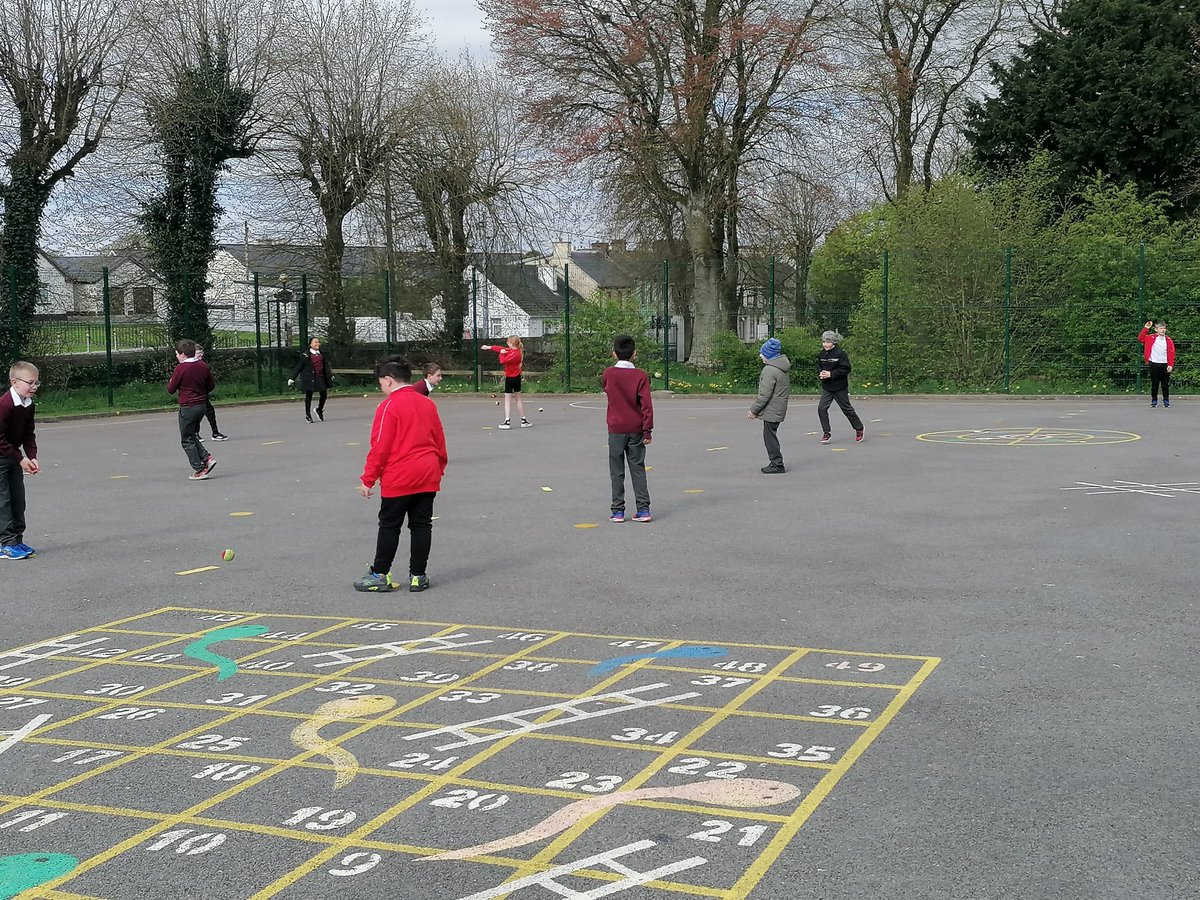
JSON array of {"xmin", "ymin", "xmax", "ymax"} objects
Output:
[
  {"xmin": 272, "ymin": 0, "xmax": 422, "ymax": 346},
  {"xmin": 387, "ymin": 54, "xmax": 542, "ymax": 344},
  {"xmin": 0, "ymin": 0, "xmax": 136, "ymax": 354},
  {"xmin": 846, "ymin": 0, "xmax": 1017, "ymax": 200},
  {"xmin": 481, "ymin": 0, "xmax": 835, "ymax": 366}
]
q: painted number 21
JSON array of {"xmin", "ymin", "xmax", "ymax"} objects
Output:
[{"xmin": 688, "ymin": 820, "xmax": 770, "ymax": 846}]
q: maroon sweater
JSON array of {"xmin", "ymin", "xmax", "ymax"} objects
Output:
[
  {"xmin": 601, "ymin": 365, "xmax": 654, "ymax": 435},
  {"xmin": 167, "ymin": 360, "xmax": 215, "ymax": 406},
  {"xmin": 0, "ymin": 390, "xmax": 37, "ymax": 461}
]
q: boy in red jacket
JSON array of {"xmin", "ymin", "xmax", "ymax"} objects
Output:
[
  {"xmin": 1138, "ymin": 320, "xmax": 1176, "ymax": 408},
  {"xmin": 601, "ymin": 334, "xmax": 653, "ymax": 523},
  {"xmin": 355, "ymin": 356, "xmax": 448, "ymax": 593}
]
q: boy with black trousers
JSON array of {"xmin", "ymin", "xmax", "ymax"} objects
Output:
[
  {"xmin": 747, "ymin": 337, "xmax": 790, "ymax": 473},
  {"xmin": 167, "ymin": 340, "xmax": 217, "ymax": 479},
  {"xmin": 817, "ymin": 330, "xmax": 864, "ymax": 445},
  {"xmin": 355, "ymin": 356, "xmax": 448, "ymax": 593},
  {"xmin": 601, "ymin": 334, "xmax": 654, "ymax": 523},
  {"xmin": 0, "ymin": 361, "xmax": 41, "ymax": 559}
]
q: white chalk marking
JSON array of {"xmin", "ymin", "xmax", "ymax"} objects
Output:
[
  {"xmin": 0, "ymin": 713, "xmax": 53, "ymax": 757},
  {"xmin": 0, "ymin": 635, "xmax": 110, "ymax": 671},
  {"xmin": 405, "ymin": 682, "xmax": 701, "ymax": 751},
  {"xmin": 302, "ymin": 633, "xmax": 493, "ymax": 668},
  {"xmin": 455, "ymin": 839, "xmax": 707, "ymax": 899}
]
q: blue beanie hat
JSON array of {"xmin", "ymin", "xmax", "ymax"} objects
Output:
[{"xmin": 760, "ymin": 338, "xmax": 782, "ymax": 359}]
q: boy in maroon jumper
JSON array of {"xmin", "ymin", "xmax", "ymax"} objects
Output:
[
  {"xmin": 601, "ymin": 334, "xmax": 654, "ymax": 523},
  {"xmin": 355, "ymin": 356, "xmax": 448, "ymax": 593},
  {"xmin": 0, "ymin": 361, "xmax": 41, "ymax": 559},
  {"xmin": 167, "ymin": 339, "xmax": 217, "ymax": 480}
]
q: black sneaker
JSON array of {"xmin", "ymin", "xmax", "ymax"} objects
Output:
[
  {"xmin": 761, "ymin": 465, "xmax": 786, "ymax": 474},
  {"xmin": 211, "ymin": 433, "xmax": 229, "ymax": 441},
  {"xmin": 306, "ymin": 415, "xmax": 313, "ymax": 423},
  {"xmin": 317, "ymin": 409, "xmax": 325, "ymax": 421},
  {"xmin": 409, "ymin": 574, "xmax": 430, "ymax": 592}
]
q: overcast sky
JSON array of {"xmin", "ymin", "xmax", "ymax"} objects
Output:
[{"xmin": 420, "ymin": 0, "xmax": 492, "ymax": 58}]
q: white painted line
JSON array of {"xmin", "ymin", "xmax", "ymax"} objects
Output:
[
  {"xmin": 405, "ymin": 682, "xmax": 702, "ymax": 751},
  {"xmin": 302, "ymin": 633, "xmax": 493, "ymax": 668},
  {"xmin": 0, "ymin": 713, "xmax": 53, "ymax": 757},
  {"xmin": 0, "ymin": 635, "xmax": 110, "ymax": 672},
  {"xmin": 455, "ymin": 839, "xmax": 707, "ymax": 899}
]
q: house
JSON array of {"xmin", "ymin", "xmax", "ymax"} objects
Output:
[
  {"xmin": 37, "ymin": 250, "xmax": 166, "ymax": 318},
  {"xmin": 534, "ymin": 240, "xmax": 644, "ymax": 301},
  {"xmin": 465, "ymin": 255, "xmax": 575, "ymax": 339}
]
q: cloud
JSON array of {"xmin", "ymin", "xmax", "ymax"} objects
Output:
[{"xmin": 420, "ymin": 0, "xmax": 491, "ymax": 57}]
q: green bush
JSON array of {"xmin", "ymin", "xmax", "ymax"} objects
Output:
[{"xmin": 551, "ymin": 294, "xmax": 661, "ymax": 387}]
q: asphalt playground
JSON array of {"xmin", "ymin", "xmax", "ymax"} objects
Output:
[{"xmin": 0, "ymin": 390, "xmax": 1195, "ymax": 899}]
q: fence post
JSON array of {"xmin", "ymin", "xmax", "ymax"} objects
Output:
[
  {"xmin": 563, "ymin": 264, "xmax": 571, "ymax": 393},
  {"xmin": 1004, "ymin": 247, "xmax": 1012, "ymax": 393},
  {"xmin": 472, "ymin": 268, "xmax": 480, "ymax": 392},
  {"xmin": 662, "ymin": 260, "xmax": 670, "ymax": 389},
  {"xmin": 882, "ymin": 250, "xmax": 889, "ymax": 394},
  {"xmin": 102, "ymin": 267, "xmax": 114, "ymax": 407},
  {"xmin": 768, "ymin": 257, "xmax": 776, "ymax": 338},
  {"xmin": 298, "ymin": 273, "xmax": 308, "ymax": 348},
  {"xmin": 1137, "ymin": 240, "xmax": 1146, "ymax": 393},
  {"xmin": 254, "ymin": 273, "xmax": 263, "ymax": 392},
  {"xmin": 383, "ymin": 270, "xmax": 393, "ymax": 353},
  {"xmin": 275, "ymin": 295, "xmax": 283, "ymax": 394}
]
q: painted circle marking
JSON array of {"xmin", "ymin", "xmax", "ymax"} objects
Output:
[{"xmin": 916, "ymin": 428, "xmax": 1140, "ymax": 446}]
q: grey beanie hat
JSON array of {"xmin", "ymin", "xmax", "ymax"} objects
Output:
[{"xmin": 821, "ymin": 330, "xmax": 842, "ymax": 343}]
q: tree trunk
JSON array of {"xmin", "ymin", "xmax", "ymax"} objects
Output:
[
  {"xmin": 682, "ymin": 195, "xmax": 723, "ymax": 368},
  {"xmin": 895, "ymin": 96, "xmax": 915, "ymax": 198},
  {"xmin": 321, "ymin": 210, "xmax": 352, "ymax": 345},
  {"xmin": 0, "ymin": 169, "xmax": 50, "ymax": 358}
]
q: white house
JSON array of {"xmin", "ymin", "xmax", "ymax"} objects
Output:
[{"xmin": 37, "ymin": 250, "xmax": 166, "ymax": 317}]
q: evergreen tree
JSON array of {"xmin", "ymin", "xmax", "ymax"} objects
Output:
[
  {"xmin": 141, "ymin": 26, "xmax": 253, "ymax": 350},
  {"xmin": 965, "ymin": 0, "xmax": 1200, "ymax": 216}
]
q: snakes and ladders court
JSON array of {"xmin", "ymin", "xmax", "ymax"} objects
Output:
[{"xmin": 0, "ymin": 608, "xmax": 937, "ymax": 899}]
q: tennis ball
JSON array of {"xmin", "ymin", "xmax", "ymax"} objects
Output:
[
  {"xmin": 221, "ymin": 549, "xmax": 235, "ymax": 562},
  {"xmin": 538, "ymin": 407, "xmax": 544, "ymax": 412}
]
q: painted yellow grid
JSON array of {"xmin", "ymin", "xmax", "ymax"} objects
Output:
[{"xmin": 0, "ymin": 607, "xmax": 939, "ymax": 899}]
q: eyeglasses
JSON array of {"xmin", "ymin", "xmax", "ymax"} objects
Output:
[{"xmin": 15, "ymin": 378, "xmax": 41, "ymax": 387}]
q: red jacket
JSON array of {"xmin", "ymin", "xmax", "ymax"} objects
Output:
[
  {"xmin": 361, "ymin": 387, "xmax": 447, "ymax": 498},
  {"xmin": 486, "ymin": 345, "xmax": 523, "ymax": 377},
  {"xmin": 601, "ymin": 364, "xmax": 654, "ymax": 435},
  {"xmin": 1139, "ymin": 328, "xmax": 1176, "ymax": 366}
]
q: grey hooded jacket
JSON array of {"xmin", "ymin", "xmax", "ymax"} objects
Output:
[{"xmin": 751, "ymin": 355, "xmax": 791, "ymax": 422}]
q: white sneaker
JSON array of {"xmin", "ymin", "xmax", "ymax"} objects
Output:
[
  {"xmin": 498, "ymin": 420, "xmax": 511, "ymax": 429},
  {"xmin": 520, "ymin": 419, "xmax": 533, "ymax": 428}
]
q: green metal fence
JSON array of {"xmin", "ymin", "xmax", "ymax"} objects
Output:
[{"xmin": 4, "ymin": 243, "xmax": 1199, "ymax": 405}]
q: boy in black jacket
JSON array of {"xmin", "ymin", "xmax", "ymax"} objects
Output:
[{"xmin": 817, "ymin": 330, "xmax": 864, "ymax": 444}]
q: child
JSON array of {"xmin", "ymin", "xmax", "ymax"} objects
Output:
[
  {"xmin": 167, "ymin": 340, "xmax": 217, "ymax": 480},
  {"xmin": 601, "ymin": 334, "xmax": 653, "ymax": 523},
  {"xmin": 413, "ymin": 362, "xmax": 443, "ymax": 397},
  {"xmin": 817, "ymin": 330, "xmax": 864, "ymax": 444},
  {"xmin": 288, "ymin": 337, "xmax": 334, "ymax": 422},
  {"xmin": 1138, "ymin": 320, "xmax": 1176, "ymax": 408},
  {"xmin": 746, "ymin": 337, "xmax": 790, "ymax": 473},
  {"xmin": 0, "ymin": 362, "xmax": 41, "ymax": 559},
  {"xmin": 195, "ymin": 346, "xmax": 228, "ymax": 440},
  {"xmin": 355, "ymin": 356, "xmax": 448, "ymax": 593},
  {"xmin": 481, "ymin": 336, "xmax": 531, "ymax": 428}
]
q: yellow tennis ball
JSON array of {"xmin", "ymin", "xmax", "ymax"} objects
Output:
[{"xmin": 221, "ymin": 549, "xmax": 235, "ymax": 562}]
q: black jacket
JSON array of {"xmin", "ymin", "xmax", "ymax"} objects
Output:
[
  {"xmin": 817, "ymin": 346, "xmax": 852, "ymax": 392},
  {"xmin": 292, "ymin": 350, "xmax": 334, "ymax": 392}
]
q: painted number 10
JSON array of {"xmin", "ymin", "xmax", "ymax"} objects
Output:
[{"xmin": 146, "ymin": 829, "xmax": 226, "ymax": 855}]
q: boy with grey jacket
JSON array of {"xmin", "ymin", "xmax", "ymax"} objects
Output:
[{"xmin": 746, "ymin": 337, "xmax": 790, "ymax": 473}]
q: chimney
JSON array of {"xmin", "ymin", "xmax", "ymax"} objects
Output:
[
  {"xmin": 590, "ymin": 241, "xmax": 610, "ymax": 252},
  {"xmin": 551, "ymin": 240, "xmax": 572, "ymax": 264},
  {"xmin": 611, "ymin": 239, "xmax": 627, "ymax": 252}
]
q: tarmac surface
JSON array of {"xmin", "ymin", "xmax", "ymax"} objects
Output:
[{"xmin": 0, "ymin": 391, "xmax": 1195, "ymax": 899}]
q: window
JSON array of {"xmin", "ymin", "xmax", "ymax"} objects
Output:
[
  {"xmin": 132, "ymin": 286, "xmax": 154, "ymax": 316},
  {"xmin": 490, "ymin": 322, "xmax": 504, "ymax": 338},
  {"xmin": 108, "ymin": 287, "xmax": 125, "ymax": 313}
]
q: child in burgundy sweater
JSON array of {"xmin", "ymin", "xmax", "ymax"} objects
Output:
[
  {"xmin": 0, "ymin": 361, "xmax": 41, "ymax": 559},
  {"xmin": 601, "ymin": 335, "xmax": 654, "ymax": 523},
  {"xmin": 167, "ymin": 339, "xmax": 217, "ymax": 480}
]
